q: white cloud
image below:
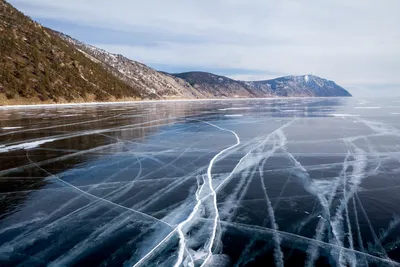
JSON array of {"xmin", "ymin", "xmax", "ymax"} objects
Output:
[{"xmin": 10, "ymin": 0, "xmax": 400, "ymax": 96}]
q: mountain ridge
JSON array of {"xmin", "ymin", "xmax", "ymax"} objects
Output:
[
  {"xmin": 170, "ymin": 71, "xmax": 351, "ymax": 98},
  {"xmin": 58, "ymin": 32, "xmax": 351, "ymax": 100},
  {"xmin": 0, "ymin": 0, "xmax": 351, "ymax": 105},
  {"xmin": 56, "ymin": 32, "xmax": 205, "ymax": 100}
]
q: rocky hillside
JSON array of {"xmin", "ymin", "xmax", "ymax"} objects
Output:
[
  {"xmin": 0, "ymin": 0, "xmax": 143, "ymax": 105},
  {"xmin": 0, "ymin": 0, "xmax": 351, "ymax": 105},
  {"xmin": 57, "ymin": 33, "xmax": 204, "ymax": 99}
]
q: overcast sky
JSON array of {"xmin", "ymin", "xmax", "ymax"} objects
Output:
[{"xmin": 9, "ymin": 0, "xmax": 400, "ymax": 96}]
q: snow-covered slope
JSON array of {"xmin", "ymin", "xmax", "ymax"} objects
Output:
[{"xmin": 58, "ymin": 33, "xmax": 204, "ymax": 99}]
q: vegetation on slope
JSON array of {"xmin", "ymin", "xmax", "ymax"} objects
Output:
[{"xmin": 0, "ymin": 0, "xmax": 142, "ymax": 105}]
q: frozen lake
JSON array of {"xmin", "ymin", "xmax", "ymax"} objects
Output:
[{"xmin": 0, "ymin": 98, "xmax": 400, "ymax": 266}]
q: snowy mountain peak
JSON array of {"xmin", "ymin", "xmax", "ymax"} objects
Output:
[{"xmin": 304, "ymin": 75, "xmax": 310, "ymax": 83}]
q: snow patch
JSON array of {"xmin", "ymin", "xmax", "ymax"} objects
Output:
[
  {"xmin": 2, "ymin": 127, "xmax": 23, "ymax": 130},
  {"xmin": 0, "ymin": 139, "xmax": 56, "ymax": 153},
  {"xmin": 354, "ymin": 107, "xmax": 381, "ymax": 109},
  {"xmin": 218, "ymin": 107, "xmax": 252, "ymax": 111},
  {"xmin": 283, "ymin": 109, "xmax": 302, "ymax": 112},
  {"xmin": 304, "ymin": 75, "xmax": 309, "ymax": 82},
  {"xmin": 329, "ymin": 114, "xmax": 359, "ymax": 117},
  {"xmin": 77, "ymin": 49, "xmax": 101, "ymax": 64},
  {"xmin": 80, "ymin": 74, "xmax": 88, "ymax": 81},
  {"xmin": 224, "ymin": 114, "xmax": 243, "ymax": 117}
]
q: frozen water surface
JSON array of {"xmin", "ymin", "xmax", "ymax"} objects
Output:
[{"xmin": 0, "ymin": 98, "xmax": 400, "ymax": 267}]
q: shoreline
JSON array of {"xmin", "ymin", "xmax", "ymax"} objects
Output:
[{"xmin": 0, "ymin": 96, "xmax": 353, "ymax": 109}]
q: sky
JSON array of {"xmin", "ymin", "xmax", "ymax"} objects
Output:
[{"xmin": 9, "ymin": 0, "xmax": 400, "ymax": 97}]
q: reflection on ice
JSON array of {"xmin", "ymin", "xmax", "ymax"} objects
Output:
[{"xmin": 0, "ymin": 98, "xmax": 400, "ymax": 266}]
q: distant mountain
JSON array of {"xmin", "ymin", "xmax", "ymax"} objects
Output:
[
  {"xmin": 171, "ymin": 72, "xmax": 352, "ymax": 98},
  {"xmin": 172, "ymin": 71, "xmax": 268, "ymax": 98},
  {"xmin": 0, "ymin": 0, "xmax": 351, "ymax": 105},
  {"xmin": 247, "ymin": 74, "xmax": 352, "ymax": 97}
]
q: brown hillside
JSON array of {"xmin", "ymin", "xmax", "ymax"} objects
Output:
[{"xmin": 0, "ymin": 0, "xmax": 145, "ymax": 105}]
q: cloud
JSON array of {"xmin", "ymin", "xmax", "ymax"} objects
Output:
[{"xmin": 9, "ymin": 0, "xmax": 400, "ymax": 96}]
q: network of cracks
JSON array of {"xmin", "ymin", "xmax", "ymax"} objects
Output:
[{"xmin": 0, "ymin": 99, "xmax": 400, "ymax": 267}]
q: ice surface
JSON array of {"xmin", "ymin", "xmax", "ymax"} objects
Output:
[{"xmin": 0, "ymin": 97, "xmax": 400, "ymax": 267}]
